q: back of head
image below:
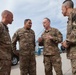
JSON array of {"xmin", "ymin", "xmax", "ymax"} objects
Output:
[
  {"xmin": 1, "ymin": 10, "xmax": 12, "ymax": 18},
  {"xmin": 63, "ymin": 0, "xmax": 74, "ymax": 8}
]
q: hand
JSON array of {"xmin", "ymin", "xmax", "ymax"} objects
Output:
[
  {"xmin": 48, "ymin": 35, "xmax": 53, "ymax": 40},
  {"xmin": 45, "ymin": 35, "xmax": 53, "ymax": 40},
  {"xmin": 61, "ymin": 41, "xmax": 69, "ymax": 48},
  {"xmin": 13, "ymin": 50, "xmax": 19, "ymax": 56},
  {"xmin": 38, "ymin": 37, "xmax": 43, "ymax": 42}
]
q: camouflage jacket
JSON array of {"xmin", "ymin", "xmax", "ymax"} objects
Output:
[
  {"xmin": 66, "ymin": 8, "xmax": 76, "ymax": 59},
  {"xmin": 12, "ymin": 27, "xmax": 35, "ymax": 56},
  {"xmin": 67, "ymin": 8, "xmax": 76, "ymax": 43},
  {"xmin": 40, "ymin": 28, "xmax": 63, "ymax": 55},
  {"xmin": 0, "ymin": 22, "xmax": 12, "ymax": 60}
]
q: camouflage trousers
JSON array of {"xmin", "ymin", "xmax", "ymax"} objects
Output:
[
  {"xmin": 43, "ymin": 55, "xmax": 63, "ymax": 75},
  {"xmin": 20, "ymin": 55, "xmax": 36, "ymax": 75},
  {"xmin": 71, "ymin": 59, "xmax": 76, "ymax": 75},
  {"xmin": 0, "ymin": 59, "xmax": 11, "ymax": 75}
]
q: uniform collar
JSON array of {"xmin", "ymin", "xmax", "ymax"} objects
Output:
[
  {"xmin": 23, "ymin": 27, "xmax": 31, "ymax": 32},
  {"xmin": 1, "ymin": 22, "xmax": 8, "ymax": 31},
  {"xmin": 45, "ymin": 28, "xmax": 52, "ymax": 33}
]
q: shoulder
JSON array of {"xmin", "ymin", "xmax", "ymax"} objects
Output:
[
  {"xmin": 13, "ymin": 28, "xmax": 23, "ymax": 36},
  {"xmin": 51, "ymin": 27, "xmax": 62, "ymax": 34},
  {"xmin": 0, "ymin": 22, "xmax": 5, "ymax": 33},
  {"xmin": 30, "ymin": 29, "xmax": 35, "ymax": 34},
  {"xmin": 72, "ymin": 8, "xmax": 76, "ymax": 13},
  {"xmin": 69, "ymin": 8, "xmax": 76, "ymax": 18},
  {"xmin": 0, "ymin": 22, "xmax": 4, "ymax": 28},
  {"xmin": 68, "ymin": 9, "xmax": 76, "ymax": 23},
  {"xmin": 51, "ymin": 27, "xmax": 59, "ymax": 32},
  {"xmin": 30, "ymin": 29, "xmax": 34, "ymax": 32},
  {"xmin": 15, "ymin": 28, "xmax": 24, "ymax": 33},
  {"xmin": 71, "ymin": 8, "xmax": 76, "ymax": 17},
  {"xmin": 17, "ymin": 28, "xmax": 24, "ymax": 32}
]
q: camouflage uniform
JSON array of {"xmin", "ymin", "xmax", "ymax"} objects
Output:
[
  {"xmin": 39, "ymin": 28, "xmax": 63, "ymax": 75},
  {"xmin": 0, "ymin": 22, "xmax": 12, "ymax": 75},
  {"xmin": 66, "ymin": 8, "xmax": 76, "ymax": 75},
  {"xmin": 12, "ymin": 28, "xmax": 36, "ymax": 75}
]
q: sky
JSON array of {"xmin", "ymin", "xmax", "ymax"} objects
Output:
[{"xmin": 0, "ymin": 0, "xmax": 76, "ymax": 41}]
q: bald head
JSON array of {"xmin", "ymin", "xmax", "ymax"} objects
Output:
[
  {"xmin": 1, "ymin": 10, "xmax": 13, "ymax": 25},
  {"xmin": 1, "ymin": 10, "xmax": 13, "ymax": 18},
  {"xmin": 63, "ymin": 0, "xmax": 74, "ymax": 8}
]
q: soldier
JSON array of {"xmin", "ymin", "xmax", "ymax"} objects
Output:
[
  {"xmin": 0, "ymin": 10, "xmax": 13, "ymax": 75},
  {"xmin": 38, "ymin": 18, "xmax": 63, "ymax": 75},
  {"xmin": 61, "ymin": 0, "xmax": 76, "ymax": 75},
  {"xmin": 12, "ymin": 19, "xmax": 36, "ymax": 75}
]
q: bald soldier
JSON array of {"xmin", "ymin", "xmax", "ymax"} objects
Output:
[
  {"xmin": 0, "ymin": 10, "xmax": 13, "ymax": 75},
  {"xmin": 38, "ymin": 18, "xmax": 63, "ymax": 75},
  {"xmin": 12, "ymin": 19, "xmax": 36, "ymax": 75},
  {"xmin": 61, "ymin": 0, "xmax": 76, "ymax": 75}
]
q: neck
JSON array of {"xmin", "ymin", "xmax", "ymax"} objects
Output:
[
  {"xmin": 24, "ymin": 27, "xmax": 30, "ymax": 30},
  {"xmin": 46, "ymin": 27, "xmax": 51, "ymax": 30},
  {"xmin": 67, "ymin": 8, "xmax": 73, "ymax": 16},
  {"xmin": 1, "ymin": 20, "xmax": 8, "ymax": 25}
]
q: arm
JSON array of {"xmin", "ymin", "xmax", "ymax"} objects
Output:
[
  {"xmin": 12, "ymin": 31, "xmax": 19, "ymax": 54},
  {"xmin": 0, "ymin": 23, "xmax": 3, "ymax": 35},
  {"xmin": 38, "ymin": 37, "xmax": 44, "ymax": 46},
  {"xmin": 52, "ymin": 29, "xmax": 63, "ymax": 44},
  {"xmin": 33, "ymin": 31, "xmax": 36, "ymax": 47},
  {"xmin": 66, "ymin": 12, "xmax": 76, "ymax": 45},
  {"xmin": 38, "ymin": 32, "xmax": 44, "ymax": 46}
]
